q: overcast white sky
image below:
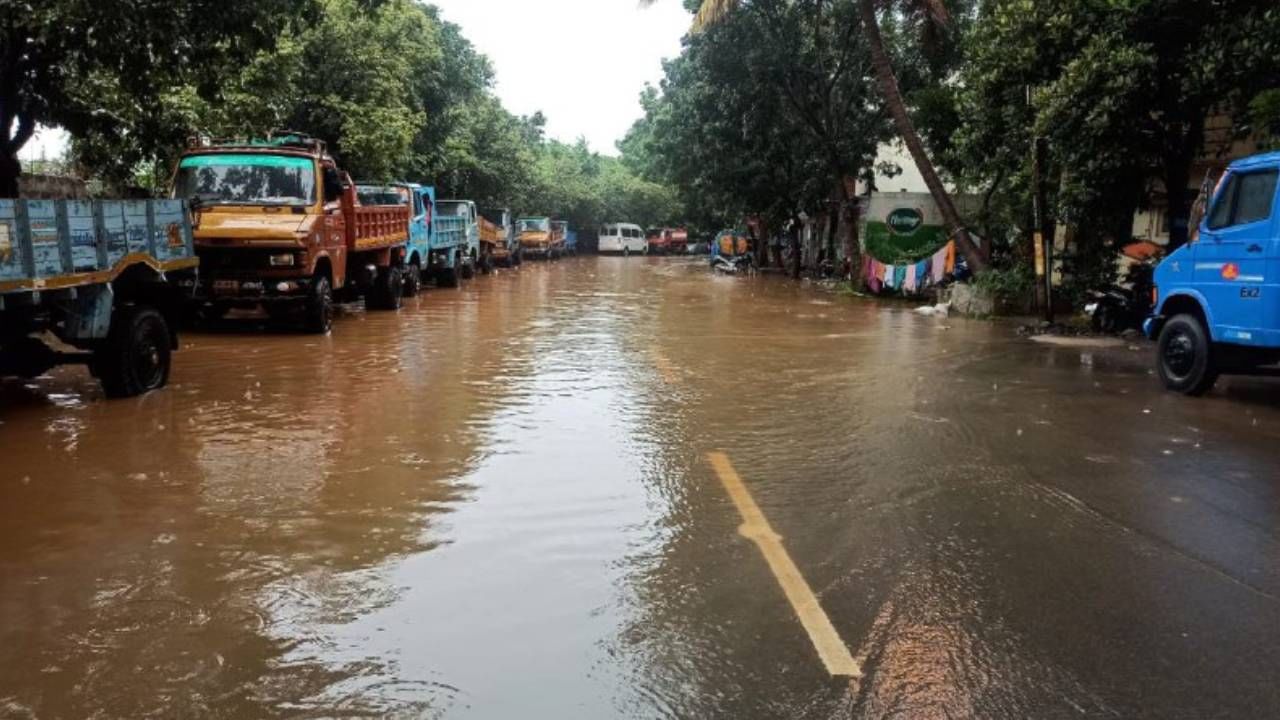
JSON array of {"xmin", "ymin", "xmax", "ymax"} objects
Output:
[
  {"xmin": 431, "ymin": 0, "xmax": 689, "ymax": 154},
  {"xmin": 21, "ymin": 0, "xmax": 691, "ymax": 163}
]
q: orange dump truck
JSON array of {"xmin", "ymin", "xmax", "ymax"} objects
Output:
[
  {"xmin": 175, "ymin": 133, "xmax": 411, "ymax": 333},
  {"xmin": 479, "ymin": 207, "xmax": 520, "ymax": 269}
]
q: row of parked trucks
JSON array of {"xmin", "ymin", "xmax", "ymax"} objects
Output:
[{"xmin": 0, "ymin": 132, "xmax": 571, "ymax": 398}]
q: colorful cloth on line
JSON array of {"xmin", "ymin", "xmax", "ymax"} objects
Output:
[{"xmin": 865, "ymin": 241, "xmax": 957, "ymax": 295}]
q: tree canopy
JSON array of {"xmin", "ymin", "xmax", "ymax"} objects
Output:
[{"xmin": 8, "ymin": 0, "xmax": 677, "ymax": 230}]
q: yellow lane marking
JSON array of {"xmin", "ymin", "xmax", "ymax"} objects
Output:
[{"xmin": 707, "ymin": 451, "xmax": 862, "ymax": 679}]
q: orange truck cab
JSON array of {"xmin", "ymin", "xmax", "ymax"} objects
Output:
[
  {"xmin": 517, "ymin": 216, "xmax": 566, "ymax": 261},
  {"xmin": 174, "ymin": 133, "xmax": 410, "ymax": 333}
]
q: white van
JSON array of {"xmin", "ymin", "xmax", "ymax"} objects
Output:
[{"xmin": 599, "ymin": 223, "xmax": 647, "ymax": 255}]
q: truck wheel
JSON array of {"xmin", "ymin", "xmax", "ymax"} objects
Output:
[
  {"xmin": 513, "ymin": 249, "xmax": 523, "ymax": 267},
  {"xmin": 370, "ymin": 266, "xmax": 404, "ymax": 310},
  {"xmin": 460, "ymin": 258, "xmax": 475, "ymax": 280},
  {"xmin": 94, "ymin": 305, "xmax": 171, "ymax": 398},
  {"xmin": 402, "ymin": 265, "xmax": 421, "ymax": 298},
  {"xmin": 438, "ymin": 265, "xmax": 459, "ymax": 288},
  {"xmin": 480, "ymin": 254, "xmax": 493, "ymax": 274},
  {"xmin": 1157, "ymin": 314, "xmax": 1218, "ymax": 395},
  {"xmin": 304, "ymin": 276, "xmax": 334, "ymax": 334}
]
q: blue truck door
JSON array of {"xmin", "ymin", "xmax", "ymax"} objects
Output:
[{"xmin": 1196, "ymin": 168, "xmax": 1278, "ymax": 342}]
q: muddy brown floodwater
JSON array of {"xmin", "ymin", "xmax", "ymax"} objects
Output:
[{"xmin": 3, "ymin": 256, "xmax": 1280, "ymax": 719}]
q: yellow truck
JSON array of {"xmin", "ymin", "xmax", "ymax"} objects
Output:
[
  {"xmin": 516, "ymin": 216, "xmax": 565, "ymax": 261},
  {"xmin": 480, "ymin": 207, "xmax": 520, "ymax": 269}
]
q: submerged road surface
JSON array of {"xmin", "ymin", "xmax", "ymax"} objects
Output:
[{"xmin": 3, "ymin": 257, "xmax": 1280, "ymax": 718}]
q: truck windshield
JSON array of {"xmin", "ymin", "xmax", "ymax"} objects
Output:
[
  {"xmin": 356, "ymin": 185, "xmax": 407, "ymax": 206},
  {"xmin": 438, "ymin": 202, "xmax": 470, "ymax": 217},
  {"xmin": 518, "ymin": 219, "xmax": 550, "ymax": 232},
  {"xmin": 176, "ymin": 154, "xmax": 316, "ymax": 206}
]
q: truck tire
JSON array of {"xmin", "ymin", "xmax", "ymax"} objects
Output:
[
  {"xmin": 513, "ymin": 249, "xmax": 523, "ymax": 267},
  {"xmin": 437, "ymin": 265, "xmax": 459, "ymax": 288},
  {"xmin": 460, "ymin": 256, "xmax": 475, "ymax": 280},
  {"xmin": 304, "ymin": 276, "xmax": 334, "ymax": 334},
  {"xmin": 369, "ymin": 266, "xmax": 404, "ymax": 310},
  {"xmin": 1157, "ymin": 313, "xmax": 1218, "ymax": 395},
  {"xmin": 480, "ymin": 254, "xmax": 493, "ymax": 275},
  {"xmin": 402, "ymin": 265, "xmax": 421, "ymax": 298},
  {"xmin": 94, "ymin": 305, "xmax": 172, "ymax": 398}
]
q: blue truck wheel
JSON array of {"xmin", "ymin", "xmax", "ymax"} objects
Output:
[{"xmin": 1157, "ymin": 314, "xmax": 1218, "ymax": 396}]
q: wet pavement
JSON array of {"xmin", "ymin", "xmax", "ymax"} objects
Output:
[{"xmin": 2, "ymin": 256, "xmax": 1280, "ymax": 719}]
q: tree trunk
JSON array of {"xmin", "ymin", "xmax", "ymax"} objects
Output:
[
  {"xmin": 0, "ymin": 107, "xmax": 34, "ymax": 199},
  {"xmin": 838, "ymin": 178, "xmax": 860, "ymax": 282},
  {"xmin": 0, "ymin": 151, "xmax": 20, "ymax": 198},
  {"xmin": 1164, "ymin": 115, "xmax": 1205, "ymax": 251},
  {"xmin": 856, "ymin": 0, "xmax": 987, "ymax": 273}
]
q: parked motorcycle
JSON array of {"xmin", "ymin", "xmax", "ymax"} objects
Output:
[{"xmin": 1085, "ymin": 260, "xmax": 1156, "ymax": 333}]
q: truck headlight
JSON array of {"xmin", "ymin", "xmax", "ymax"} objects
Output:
[{"xmin": 269, "ymin": 254, "xmax": 296, "ymax": 267}]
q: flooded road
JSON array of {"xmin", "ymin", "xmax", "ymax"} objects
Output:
[{"xmin": 3, "ymin": 256, "xmax": 1280, "ymax": 718}]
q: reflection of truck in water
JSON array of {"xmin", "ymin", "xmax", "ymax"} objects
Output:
[
  {"xmin": 176, "ymin": 134, "xmax": 410, "ymax": 333},
  {"xmin": 0, "ymin": 198, "xmax": 198, "ymax": 397},
  {"xmin": 480, "ymin": 207, "xmax": 521, "ymax": 269},
  {"xmin": 517, "ymin": 217, "xmax": 565, "ymax": 260},
  {"xmin": 435, "ymin": 200, "xmax": 480, "ymax": 282}
]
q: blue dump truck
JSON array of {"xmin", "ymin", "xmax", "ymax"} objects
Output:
[
  {"xmin": 1146, "ymin": 150, "xmax": 1280, "ymax": 394},
  {"xmin": 357, "ymin": 183, "xmax": 469, "ymax": 290},
  {"xmin": 435, "ymin": 199, "xmax": 480, "ymax": 283},
  {"xmin": 0, "ymin": 199, "xmax": 198, "ymax": 397}
]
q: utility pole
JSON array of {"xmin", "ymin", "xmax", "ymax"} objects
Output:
[{"xmin": 1028, "ymin": 87, "xmax": 1053, "ymax": 323}]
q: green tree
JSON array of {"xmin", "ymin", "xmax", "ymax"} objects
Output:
[
  {"xmin": 0, "ymin": 0, "xmax": 307, "ymax": 196},
  {"xmin": 957, "ymin": 0, "xmax": 1280, "ymax": 252},
  {"xmin": 628, "ymin": 0, "xmax": 888, "ymax": 271},
  {"xmin": 647, "ymin": 0, "xmax": 989, "ymax": 272}
]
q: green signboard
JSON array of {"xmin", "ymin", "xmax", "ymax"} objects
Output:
[{"xmin": 865, "ymin": 206, "xmax": 946, "ymax": 264}]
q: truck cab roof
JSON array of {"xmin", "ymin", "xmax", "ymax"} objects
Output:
[{"xmin": 1230, "ymin": 151, "xmax": 1280, "ymax": 171}]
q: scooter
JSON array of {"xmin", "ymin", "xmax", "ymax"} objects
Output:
[{"xmin": 712, "ymin": 253, "xmax": 753, "ymax": 275}]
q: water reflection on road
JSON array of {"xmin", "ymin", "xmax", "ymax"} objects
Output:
[{"xmin": 2, "ymin": 257, "xmax": 1280, "ymax": 718}]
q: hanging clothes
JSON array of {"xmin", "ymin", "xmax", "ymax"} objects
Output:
[
  {"xmin": 945, "ymin": 242, "xmax": 957, "ymax": 274},
  {"xmin": 882, "ymin": 263, "xmax": 894, "ymax": 288},
  {"xmin": 866, "ymin": 258, "xmax": 883, "ymax": 294},
  {"xmin": 931, "ymin": 244, "xmax": 948, "ymax": 282},
  {"xmin": 919, "ymin": 258, "xmax": 932, "ymax": 288},
  {"xmin": 904, "ymin": 263, "xmax": 918, "ymax": 293},
  {"xmin": 894, "ymin": 265, "xmax": 907, "ymax": 289}
]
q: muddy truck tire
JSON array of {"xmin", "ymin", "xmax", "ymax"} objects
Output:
[
  {"xmin": 92, "ymin": 305, "xmax": 172, "ymax": 398},
  {"xmin": 402, "ymin": 265, "xmax": 422, "ymax": 298},
  {"xmin": 368, "ymin": 266, "xmax": 404, "ymax": 311},
  {"xmin": 303, "ymin": 276, "xmax": 334, "ymax": 335}
]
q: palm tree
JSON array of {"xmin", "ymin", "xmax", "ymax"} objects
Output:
[{"xmin": 642, "ymin": 0, "xmax": 989, "ymax": 272}]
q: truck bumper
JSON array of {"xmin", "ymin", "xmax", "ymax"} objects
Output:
[
  {"xmin": 1143, "ymin": 315, "xmax": 1164, "ymax": 340},
  {"xmin": 192, "ymin": 275, "xmax": 313, "ymax": 303}
]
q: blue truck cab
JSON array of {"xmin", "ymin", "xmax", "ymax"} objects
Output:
[{"xmin": 1146, "ymin": 150, "xmax": 1280, "ymax": 394}]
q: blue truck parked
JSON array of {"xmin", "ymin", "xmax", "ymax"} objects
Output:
[
  {"xmin": 0, "ymin": 199, "xmax": 198, "ymax": 397},
  {"xmin": 1146, "ymin": 150, "xmax": 1280, "ymax": 394},
  {"xmin": 357, "ymin": 184, "xmax": 470, "ymax": 291},
  {"xmin": 436, "ymin": 199, "xmax": 480, "ymax": 284}
]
